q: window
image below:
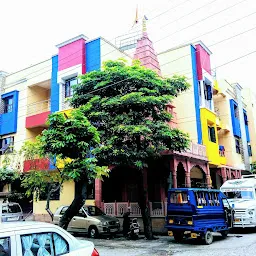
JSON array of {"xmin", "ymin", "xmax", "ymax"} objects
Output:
[
  {"xmin": 3, "ymin": 97, "xmax": 13, "ymax": 113},
  {"xmin": 248, "ymin": 144, "xmax": 252, "ymax": 157},
  {"xmin": 208, "ymin": 126, "xmax": 216, "ymax": 143},
  {"xmin": 60, "ymin": 206, "xmax": 68, "ymax": 215},
  {"xmin": 0, "ymin": 137, "xmax": 14, "ymax": 155},
  {"xmin": 64, "ymin": 77, "xmax": 77, "ymax": 98},
  {"xmin": 244, "ymin": 113, "xmax": 248, "ymax": 125},
  {"xmin": 39, "ymin": 183, "xmax": 60, "ymax": 201},
  {"xmin": 21, "ymin": 232, "xmax": 69, "ymax": 256},
  {"xmin": 235, "ymin": 137, "xmax": 241, "ymax": 154},
  {"xmin": 0, "ymin": 237, "xmax": 10, "ymax": 256},
  {"xmin": 204, "ymin": 83, "xmax": 212, "ymax": 100},
  {"xmin": 169, "ymin": 192, "xmax": 188, "ymax": 204},
  {"xmin": 234, "ymin": 104, "xmax": 239, "ymax": 118}
]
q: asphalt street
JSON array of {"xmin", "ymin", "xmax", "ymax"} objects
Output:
[{"xmin": 78, "ymin": 229, "xmax": 256, "ymax": 256}]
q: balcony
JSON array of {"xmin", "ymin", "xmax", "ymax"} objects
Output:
[
  {"xmin": 172, "ymin": 142, "xmax": 207, "ymax": 160},
  {"xmin": 26, "ymin": 99, "xmax": 50, "ymax": 129},
  {"xmin": 23, "ymin": 158, "xmax": 50, "ymax": 172},
  {"xmin": 219, "ymin": 145, "xmax": 227, "ymax": 165}
]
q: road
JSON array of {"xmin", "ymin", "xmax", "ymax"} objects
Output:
[{"xmin": 78, "ymin": 229, "xmax": 256, "ymax": 256}]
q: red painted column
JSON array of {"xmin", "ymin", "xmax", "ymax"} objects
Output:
[
  {"xmin": 171, "ymin": 158, "xmax": 177, "ymax": 188},
  {"xmin": 221, "ymin": 167, "xmax": 227, "ymax": 183},
  {"xmin": 95, "ymin": 179, "xmax": 102, "ymax": 208},
  {"xmin": 185, "ymin": 160, "xmax": 191, "ymax": 187},
  {"xmin": 205, "ymin": 163, "xmax": 211, "ymax": 188}
]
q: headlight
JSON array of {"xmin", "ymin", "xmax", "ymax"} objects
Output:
[
  {"xmin": 169, "ymin": 219, "xmax": 173, "ymax": 224},
  {"xmin": 101, "ymin": 221, "xmax": 109, "ymax": 226},
  {"xmin": 248, "ymin": 210, "xmax": 254, "ymax": 215},
  {"xmin": 187, "ymin": 221, "xmax": 193, "ymax": 225},
  {"xmin": 116, "ymin": 221, "xmax": 120, "ymax": 224}
]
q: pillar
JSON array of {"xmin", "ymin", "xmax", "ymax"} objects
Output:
[
  {"xmin": 221, "ymin": 167, "xmax": 227, "ymax": 183},
  {"xmin": 205, "ymin": 163, "xmax": 211, "ymax": 188},
  {"xmin": 185, "ymin": 160, "xmax": 191, "ymax": 187},
  {"xmin": 95, "ymin": 179, "xmax": 102, "ymax": 208},
  {"xmin": 171, "ymin": 158, "xmax": 177, "ymax": 188}
]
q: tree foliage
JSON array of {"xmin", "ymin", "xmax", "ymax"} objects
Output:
[
  {"xmin": 71, "ymin": 60, "xmax": 190, "ymax": 167},
  {"xmin": 71, "ymin": 59, "xmax": 190, "ymax": 239}
]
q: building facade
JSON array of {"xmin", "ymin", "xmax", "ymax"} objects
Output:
[{"xmin": 0, "ymin": 32, "xmax": 255, "ymax": 223}]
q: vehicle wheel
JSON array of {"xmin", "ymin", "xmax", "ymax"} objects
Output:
[
  {"xmin": 173, "ymin": 231, "xmax": 184, "ymax": 242},
  {"xmin": 88, "ymin": 226, "xmax": 99, "ymax": 239},
  {"xmin": 204, "ymin": 231, "xmax": 213, "ymax": 245},
  {"xmin": 220, "ymin": 230, "xmax": 228, "ymax": 237}
]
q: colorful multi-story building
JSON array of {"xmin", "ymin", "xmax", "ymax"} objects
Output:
[
  {"xmin": 158, "ymin": 42, "xmax": 252, "ymax": 189},
  {"xmin": 0, "ymin": 30, "xmax": 254, "ymax": 227}
]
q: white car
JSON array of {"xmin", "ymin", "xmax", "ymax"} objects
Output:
[{"xmin": 0, "ymin": 221, "xmax": 99, "ymax": 256}]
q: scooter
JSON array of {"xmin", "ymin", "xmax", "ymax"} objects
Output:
[{"xmin": 127, "ymin": 218, "xmax": 140, "ymax": 240}]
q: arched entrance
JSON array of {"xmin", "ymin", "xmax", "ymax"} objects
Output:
[
  {"xmin": 102, "ymin": 166, "xmax": 139, "ymax": 202},
  {"xmin": 177, "ymin": 162, "xmax": 186, "ymax": 188},
  {"xmin": 190, "ymin": 166, "xmax": 206, "ymax": 188}
]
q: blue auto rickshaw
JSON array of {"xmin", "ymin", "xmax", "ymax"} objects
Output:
[{"xmin": 165, "ymin": 188, "xmax": 233, "ymax": 244}]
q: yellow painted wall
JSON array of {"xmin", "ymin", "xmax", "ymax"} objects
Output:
[
  {"xmin": 33, "ymin": 180, "xmax": 95, "ymax": 215},
  {"xmin": 158, "ymin": 45, "xmax": 198, "ymax": 142},
  {"xmin": 214, "ymin": 80, "xmax": 245, "ymax": 169},
  {"xmin": 200, "ymin": 108, "xmax": 220, "ymax": 165},
  {"xmin": 27, "ymin": 86, "xmax": 50, "ymax": 105}
]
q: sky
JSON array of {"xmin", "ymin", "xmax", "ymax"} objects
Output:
[{"xmin": 1, "ymin": 0, "xmax": 256, "ymax": 90}]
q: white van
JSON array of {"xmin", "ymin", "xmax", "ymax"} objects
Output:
[{"xmin": 220, "ymin": 175, "xmax": 256, "ymax": 228}]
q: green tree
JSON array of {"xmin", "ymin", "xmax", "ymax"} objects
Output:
[
  {"xmin": 71, "ymin": 59, "xmax": 190, "ymax": 239},
  {"xmin": 39, "ymin": 108, "xmax": 109, "ymax": 229}
]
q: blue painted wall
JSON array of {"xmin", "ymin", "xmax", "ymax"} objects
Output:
[
  {"xmin": 86, "ymin": 38, "xmax": 101, "ymax": 72},
  {"xmin": 230, "ymin": 99, "xmax": 241, "ymax": 137},
  {"xmin": 191, "ymin": 45, "xmax": 202, "ymax": 144},
  {"xmin": 50, "ymin": 55, "xmax": 59, "ymax": 113},
  {"xmin": 243, "ymin": 109, "xmax": 250, "ymax": 142},
  {"xmin": 0, "ymin": 90, "xmax": 19, "ymax": 135}
]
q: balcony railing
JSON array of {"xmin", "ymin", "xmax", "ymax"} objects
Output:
[
  {"xmin": 27, "ymin": 99, "xmax": 50, "ymax": 116},
  {"xmin": 102, "ymin": 201, "xmax": 167, "ymax": 217},
  {"xmin": 186, "ymin": 142, "xmax": 207, "ymax": 157}
]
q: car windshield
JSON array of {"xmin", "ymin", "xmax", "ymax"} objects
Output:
[
  {"xmin": 84, "ymin": 206, "xmax": 105, "ymax": 216},
  {"xmin": 224, "ymin": 190, "xmax": 254, "ymax": 200},
  {"xmin": 169, "ymin": 192, "xmax": 189, "ymax": 204},
  {"xmin": 2, "ymin": 204, "xmax": 21, "ymax": 214}
]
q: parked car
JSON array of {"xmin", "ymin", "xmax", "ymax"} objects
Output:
[
  {"xmin": 0, "ymin": 202, "xmax": 23, "ymax": 222},
  {"xmin": 0, "ymin": 221, "xmax": 99, "ymax": 256},
  {"xmin": 166, "ymin": 188, "xmax": 233, "ymax": 245},
  {"xmin": 53, "ymin": 205, "xmax": 120, "ymax": 238}
]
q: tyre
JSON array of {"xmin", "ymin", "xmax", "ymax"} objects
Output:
[
  {"xmin": 220, "ymin": 230, "xmax": 228, "ymax": 237},
  {"xmin": 204, "ymin": 231, "xmax": 213, "ymax": 245},
  {"xmin": 88, "ymin": 226, "xmax": 99, "ymax": 239},
  {"xmin": 173, "ymin": 231, "xmax": 184, "ymax": 242}
]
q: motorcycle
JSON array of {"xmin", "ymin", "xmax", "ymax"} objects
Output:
[{"xmin": 127, "ymin": 218, "xmax": 140, "ymax": 240}]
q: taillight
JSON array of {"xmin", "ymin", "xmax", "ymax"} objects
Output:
[{"xmin": 91, "ymin": 248, "xmax": 99, "ymax": 256}]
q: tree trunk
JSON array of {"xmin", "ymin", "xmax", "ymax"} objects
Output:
[
  {"xmin": 59, "ymin": 179, "xmax": 87, "ymax": 230},
  {"xmin": 45, "ymin": 183, "xmax": 62, "ymax": 221},
  {"xmin": 137, "ymin": 169, "xmax": 154, "ymax": 240}
]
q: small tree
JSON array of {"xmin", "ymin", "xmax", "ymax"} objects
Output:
[
  {"xmin": 0, "ymin": 153, "xmax": 21, "ymax": 193},
  {"xmin": 71, "ymin": 60, "xmax": 190, "ymax": 239},
  {"xmin": 39, "ymin": 108, "xmax": 109, "ymax": 229}
]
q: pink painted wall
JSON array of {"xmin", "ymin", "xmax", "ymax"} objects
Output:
[
  {"xmin": 58, "ymin": 39, "xmax": 86, "ymax": 73},
  {"xmin": 196, "ymin": 44, "xmax": 211, "ymax": 80}
]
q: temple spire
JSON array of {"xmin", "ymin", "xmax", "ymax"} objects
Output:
[{"xmin": 133, "ymin": 15, "xmax": 161, "ymax": 76}]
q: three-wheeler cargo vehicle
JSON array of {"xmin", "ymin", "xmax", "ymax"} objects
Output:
[{"xmin": 165, "ymin": 188, "xmax": 233, "ymax": 244}]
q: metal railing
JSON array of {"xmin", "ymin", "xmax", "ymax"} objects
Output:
[
  {"xmin": 103, "ymin": 201, "xmax": 167, "ymax": 217},
  {"xmin": 27, "ymin": 99, "xmax": 50, "ymax": 116}
]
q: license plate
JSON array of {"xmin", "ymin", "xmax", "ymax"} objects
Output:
[
  {"xmin": 235, "ymin": 219, "xmax": 240, "ymax": 222},
  {"xmin": 168, "ymin": 231, "xmax": 173, "ymax": 236},
  {"xmin": 110, "ymin": 228, "xmax": 118, "ymax": 232},
  {"xmin": 134, "ymin": 229, "xmax": 139, "ymax": 233},
  {"xmin": 191, "ymin": 233, "xmax": 197, "ymax": 238},
  {"xmin": 7, "ymin": 217, "xmax": 19, "ymax": 221}
]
